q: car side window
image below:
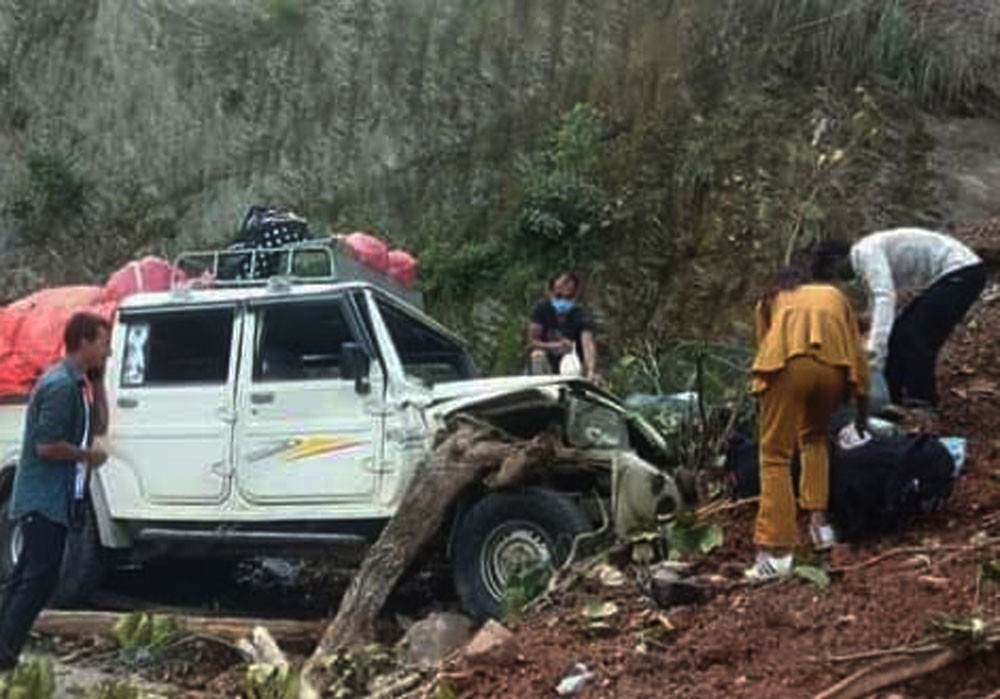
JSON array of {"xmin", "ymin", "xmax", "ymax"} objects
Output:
[
  {"xmin": 254, "ymin": 300, "xmax": 359, "ymax": 381},
  {"xmin": 374, "ymin": 298, "xmax": 476, "ymax": 383},
  {"xmin": 120, "ymin": 309, "xmax": 234, "ymax": 387}
]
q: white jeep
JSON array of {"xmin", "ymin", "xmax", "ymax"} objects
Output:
[{"xmin": 0, "ymin": 244, "xmax": 681, "ymax": 620}]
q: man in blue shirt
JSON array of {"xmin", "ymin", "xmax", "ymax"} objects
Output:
[{"xmin": 0, "ymin": 312, "xmax": 110, "ymax": 671}]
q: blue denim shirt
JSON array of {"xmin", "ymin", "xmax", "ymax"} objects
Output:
[{"xmin": 9, "ymin": 360, "xmax": 87, "ymax": 528}]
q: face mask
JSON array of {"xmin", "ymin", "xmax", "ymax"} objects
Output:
[{"xmin": 551, "ymin": 298, "xmax": 575, "ymax": 314}]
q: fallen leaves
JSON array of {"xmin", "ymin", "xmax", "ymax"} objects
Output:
[
  {"xmin": 664, "ymin": 518, "xmax": 724, "ymax": 559},
  {"xmin": 586, "ymin": 563, "xmax": 627, "ymax": 588},
  {"xmin": 581, "ymin": 600, "xmax": 619, "ymax": 621},
  {"xmin": 794, "ymin": 564, "xmax": 831, "ymax": 590}
]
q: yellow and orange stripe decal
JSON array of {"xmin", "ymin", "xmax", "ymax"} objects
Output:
[{"xmin": 278, "ymin": 435, "xmax": 366, "ymax": 462}]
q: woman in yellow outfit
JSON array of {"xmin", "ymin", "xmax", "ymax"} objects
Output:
[{"xmin": 746, "ymin": 267, "xmax": 870, "ymax": 581}]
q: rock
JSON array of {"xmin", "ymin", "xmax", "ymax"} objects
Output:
[
  {"xmin": 917, "ymin": 575, "xmax": 950, "ymax": 591},
  {"xmin": 400, "ymin": 612, "xmax": 474, "ymax": 668},
  {"xmin": 556, "ymin": 663, "xmax": 593, "ymax": 696},
  {"xmin": 835, "ymin": 614, "xmax": 857, "ymax": 628},
  {"xmin": 463, "ymin": 620, "xmax": 516, "ymax": 664},
  {"xmin": 649, "ymin": 568, "xmax": 707, "ymax": 608}
]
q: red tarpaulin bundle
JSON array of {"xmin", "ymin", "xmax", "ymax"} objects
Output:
[
  {"xmin": 339, "ymin": 233, "xmax": 419, "ymax": 288},
  {"xmin": 0, "ymin": 256, "xmax": 179, "ymax": 398},
  {"xmin": 344, "ymin": 232, "xmax": 390, "ymax": 273},
  {"xmin": 387, "ymin": 250, "xmax": 419, "ymax": 288},
  {"xmin": 101, "ymin": 256, "xmax": 177, "ymax": 303}
]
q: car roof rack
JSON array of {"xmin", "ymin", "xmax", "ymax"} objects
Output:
[{"xmin": 171, "ymin": 237, "xmax": 423, "ymax": 308}]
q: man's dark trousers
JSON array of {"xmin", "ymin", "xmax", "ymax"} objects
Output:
[
  {"xmin": 0, "ymin": 513, "xmax": 67, "ymax": 668},
  {"xmin": 886, "ymin": 264, "xmax": 987, "ymax": 407}
]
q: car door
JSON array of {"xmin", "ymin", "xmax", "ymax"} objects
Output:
[
  {"xmin": 233, "ymin": 294, "xmax": 382, "ymax": 505},
  {"xmin": 107, "ymin": 305, "xmax": 240, "ymax": 506}
]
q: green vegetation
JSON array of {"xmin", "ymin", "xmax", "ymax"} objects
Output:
[
  {"xmin": 793, "ymin": 563, "xmax": 832, "ymax": 590},
  {"xmin": 664, "ymin": 513, "xmax": 724, "ymax": 560},
  {"xmin": 6, "ymin": 151, "xmax": 88, "ymax": 246},
  {"xmin": 3, "ymin": 0, "xmax": 997, "ymax": 372},
  {"xmin": 86, "ymin": 680, "xmax": 143, "ymax": 699},
  {"xmin": 395, "ymin": 0, "xmax": 986, "ymax": 375},
  {"xmin": 258, "ymin": 0, "xmax": 305, "ymax": 27},
  {"xmin": 245, "ymin": 663, "xmax": 300, "ymax": 699},
  {"xmin": 502, "ymin": 563, "xmax": 553, "ymax": 621},
  {"xmin": 0, "ymin": 658, "xmax": 55, "ymax": 698},
  {"xmin": 111, "ymin": 612, "xmax": 187, "ymax": 655},
  {"xmin": 733, "ymin": 0, "xmax": 1000, "ymax": 111}
]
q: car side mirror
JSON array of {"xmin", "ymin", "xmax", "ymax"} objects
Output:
[{"xmin": 341, "ymin": 342, "xmax": 371, "ymax": 395}]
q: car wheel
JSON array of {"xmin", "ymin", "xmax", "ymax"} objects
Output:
[{"xmin": 451, "ymin": 487, "xmax": 591, "ymax": 621}]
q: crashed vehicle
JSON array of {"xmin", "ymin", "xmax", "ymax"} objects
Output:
[{"xmin": 0, "ymin": 243, "xmax": 681, "ymax": 620}]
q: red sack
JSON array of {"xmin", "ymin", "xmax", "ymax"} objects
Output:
[
  {"xmin": 344, "ymin": 232, "xmax": 389, "ymax": 273},
  {"xmin": 0, "ymin": 286, "xmax": 105, "ymax": 397},
  {"xmin": 1, "ymin": 254, "xmax": 182, "ymax": 397},
  {"xmin": 387, "ymin": 250, "xmax": 419, "ymax": 288},
  {"xmin": 101, "ymin": 256, "xmax": 178, "ymax": 303}
]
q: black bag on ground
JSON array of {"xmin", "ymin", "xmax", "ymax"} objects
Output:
[
  {"xmin": 723, "ymin": 431, "xmax": 800, "ymax": 500},
  {"xmin": 829, "ymin": 434, "xmax": 956, "ymax": 543},
  {"xmin": 724, "ymin": 432, "xmax": 760, "ymax": 499}
]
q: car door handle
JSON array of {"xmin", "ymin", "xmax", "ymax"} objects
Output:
[
  {"xmin": 117, "ymin": 397, "xmax": 139, "ymax": 409},
  {"xmin": 250, "ymin": 392, "xmax": 275, "ymax": 405}
]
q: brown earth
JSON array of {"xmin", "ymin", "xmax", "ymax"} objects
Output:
[
  {"xmin": 443, "ymin": 283, "xmax": 1000, "ymax": 698},
  {"xmin": 40, "ymin": 240, "xmax": 1000, "ymax": 698}
]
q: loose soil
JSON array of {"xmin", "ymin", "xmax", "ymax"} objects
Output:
[
  {"xmin": 26, "ymin": 255, "xmax": 1000, "ymax": 698},
  {"xmin": 444, "ymin": 287, "xmax": 1000, "ymax": 698}
]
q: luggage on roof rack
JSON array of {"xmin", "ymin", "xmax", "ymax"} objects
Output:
[
  {"xmin": 221, "ymin": 206, "xmax": 310, "ymax": 280},
  {"xmin": 172, "ymin": 237, "xmax": 423, "ymax": 308}
]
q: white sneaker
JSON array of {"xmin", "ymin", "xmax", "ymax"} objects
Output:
[{"xmin": 744, "ymin": 552, "xmax": 793, "ymax": 582}]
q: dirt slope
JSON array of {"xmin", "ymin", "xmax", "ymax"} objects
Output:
[{"xmin": 447, "ymin": 283, "xmax": 1000, "ymax": 698}]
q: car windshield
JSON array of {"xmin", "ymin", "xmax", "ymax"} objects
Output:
[{"xmin": 375, "ymin": 298, "xmax": 478, "ymax": 384}]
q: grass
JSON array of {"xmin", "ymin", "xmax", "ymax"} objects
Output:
[{"xmin": 729, "ymin": 0, "xmax": 1000, "ymax": 110}]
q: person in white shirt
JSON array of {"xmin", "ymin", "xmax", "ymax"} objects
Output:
[{"xmin": 810, "ymin": 228, "xmax": 986, "ymax": 409}]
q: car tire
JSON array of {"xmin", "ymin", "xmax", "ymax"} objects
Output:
[
  {"xmin": 451, "ymin": 487, "xmax": 591, "ymax": 621},
  {"xmin": 0, "ymin": 487, "xmax": 106, "ymax": 608}
]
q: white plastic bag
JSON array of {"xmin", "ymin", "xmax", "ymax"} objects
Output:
[
  {"xmin": 559, "ymin": 352, "xmax": 583, "ymax": 377},
  {"xmin": 837, "ymin": 423, "xmax": 872, "ymax": 451}
]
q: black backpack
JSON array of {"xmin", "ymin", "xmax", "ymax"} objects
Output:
[
  {"xmin": 724, "ymin": 432, "xmax": 760, "ymax": 500},
  {"xmin": 723, "ymin": 431, "xmax": 800, "ymax": 500},
  {"xmin": 220, "ymin": 206, "xmax": 310, "ymax": 280},
  {"xmin": 829, "ymin": 434, "xmax": 956, "ymax": 543}
]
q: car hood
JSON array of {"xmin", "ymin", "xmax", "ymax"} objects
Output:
[{"xmin": 426, "ymin": 376, "xmax": 617, "ymax": 414}]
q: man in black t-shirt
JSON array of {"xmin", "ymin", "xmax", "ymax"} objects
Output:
[{"xmin": 528, "ymin": 272, "xmax": 598, "ymax": 379}]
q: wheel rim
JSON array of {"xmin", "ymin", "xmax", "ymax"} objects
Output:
[{"xmin": 479, "ymin": 522, "xmax": 553, "ymax": 602}]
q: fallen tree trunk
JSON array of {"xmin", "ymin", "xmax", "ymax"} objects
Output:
[
  {"xmin": 813, "ymin": 649, "xmax": 960, "ymax": 699},
  {"xmin": 814, "ymin": 628, "xmax": 1000, "ymax": 699},
  {"xmin": 34, "ymin": 609, "xmax": 322, "ymax": 645},
  {"xmin": 300, "ymin": 418, "xmax": 555, "ymax": 696}
]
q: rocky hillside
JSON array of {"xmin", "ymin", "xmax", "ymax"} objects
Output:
[
  {"xmin": 1, "ymin": 0, "xmax": 1000, "ymax": 374},
  {"xmin": 0, "ymin": 0, "xmax": 676, "ymax": 282}
]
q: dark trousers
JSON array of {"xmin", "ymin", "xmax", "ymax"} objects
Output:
[
  {"xmin": 885, "ymin": 264, "xmax": 987, "ymax": 406},
  {"xmin": 0, "ymin": 513, "xmax": 67, "ymax": 667}
]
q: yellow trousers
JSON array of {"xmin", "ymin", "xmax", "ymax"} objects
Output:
[{"xmin": 755, "ymin": 355, "xmax": 846, "ymax": 548}]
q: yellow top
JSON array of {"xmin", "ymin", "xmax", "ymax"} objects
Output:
[{"xmin": 751, "ymin": 284, "xmax": 869, "ymax": 395}]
